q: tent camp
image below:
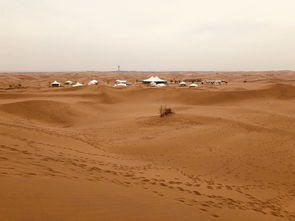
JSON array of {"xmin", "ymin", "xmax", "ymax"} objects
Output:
[
  {"xmin": 189, "ymin": 83, "xmax": 198, "ymax": 88},
  {"xmin": 142, "ymin": 76, "xmax": 167, "ymax": 84},
  {"xmin": 72, "ymin": 82, "xmax": 84, "ymax": 87},
  {"xmin": 179, "ymin": 81, "xmax": 187, "ymax": 87},
  {"xmin": 88, "ymin": 80, "xmax": 98, "ymax": 85},
  {"xmin": 65, "ymin": 80, "xmax": 73, "ymax": 85},
  {"xmin": 115, "ymin": 80, "xmax": 131, "ymax": 86},
  {"xmin": 51, "ymin": 81, "xmax": 61, "ymax": 87},
  {"xmin": 113, "ymin": 83, "xmax": 127, "ymax": 87},
  {"xmin": 155, "ymin": 83, "xmax": 166, "ymax": 87}
]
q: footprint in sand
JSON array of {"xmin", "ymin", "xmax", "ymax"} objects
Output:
[
  {"xmin": 177, "ymin": 187, "xmax": 185, "ymax": 191},
  {"xmin": 211, "ymin": 214, "xmax": 220, "ymax": 218},
  {"xmin": 193, "ymin": 190, "xmax": 201, "ymax": 195}
]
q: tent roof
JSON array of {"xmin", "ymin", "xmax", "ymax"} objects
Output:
[
  {"xmin": 72, "ymin": 82, "xmax": 83, "ymax": 87},
  {"xmin": 88, "ymin": 80, "xmax": 98, "ymax": 85},
  {"xmin": 51, "ymin": 80, "xmax": 60, "ymax": 85},
  {"xmin": 114, "ymin": 83, "xmax": 127, "ymax": 87},
  {"xmin": 143, "ymin": 76, "xmax": 166, "ymax": 82}
]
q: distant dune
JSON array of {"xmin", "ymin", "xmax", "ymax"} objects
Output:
[{"xmin": 0, "ymin": 72, "xmax": 295, "ymax": 221}]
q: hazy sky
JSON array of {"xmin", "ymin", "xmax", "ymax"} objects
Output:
[{"xmin": 1, "ymin": 0, "xmax": 295, "ymax": 72}]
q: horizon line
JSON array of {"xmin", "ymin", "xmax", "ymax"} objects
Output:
[{"xmin": 0, "ymin": 69, "xmax": 294, "ymax": 74}]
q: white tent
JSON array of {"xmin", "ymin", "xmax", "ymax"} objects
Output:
[
  {"xmin": 72, "ymin": 82, "xmax": 84, "ymax": 87},
  {"xmin": 51, "ymin": 80, "xmax": 61, "ymax": 87},
  {"xmin": 142, "ymin": 76, "xmax": 167, "ymax": 84},
  {"xmin": 150, "ymin": 81, "xmax": 157, "ymax": 87},
  {"xmin": 155, "ymin": 83, "xmax": 166, "ymax": 87},
  {"xmin": 88, "ymin": 80, "xmax": 98, "ymax": 85},
  {"xmin": 65, "ymin": 80, "xmax": 73, "ymax": 85},
  {"xmin": 113, "ymin": 83, "xmax": 127, "ymax": 87},
  {"xmin": 189, "ymin": 83, "xmax": 198, "ymax": 88},
  {"xmin": 179, "ymin": 81, "xmax": 187, "ymax": 87}
]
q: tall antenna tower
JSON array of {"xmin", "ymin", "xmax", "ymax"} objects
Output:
[{"xmin": 117, "ymin": 65, "xmax": 120, "ymax": 72}]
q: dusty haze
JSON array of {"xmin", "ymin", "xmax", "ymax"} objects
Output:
[{"xmin": 1, "ymin": 0, "xmax": 295, "ymax": 72}]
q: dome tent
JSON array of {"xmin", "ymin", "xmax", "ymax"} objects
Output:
[
  {"xmin": 113, "ymin": 83, "xmax": 127, "ymax": 87},
  {"xmin": 51, "ymin": 81, "xmax": 61, "ymax": 87},
  {"xmin": 72, "ymin": 82, "xmax": 84, "ymax": 87},
  {"xmin": 65, "ymin": 80, "xmax": 73, "ymax": 85},
  {"xmin": 179, "ymin": 81, "xmax": 187, "ymax": 87},
  {"xmin": 189, "ymin": 83, "xmax": 198, "ymax": 88},
  {"xmin": 88, "ymin": 80, "xmax": 98, "ymax": 85}
]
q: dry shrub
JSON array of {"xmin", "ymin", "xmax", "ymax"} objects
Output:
[{"xmin": 159, "ymin": 105, "xmax": 173, "ymax": 117}]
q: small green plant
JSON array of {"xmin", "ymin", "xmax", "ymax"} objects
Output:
[{"xmin": 159, "ymin": 105, "xmax": 173, "ymax": 117}]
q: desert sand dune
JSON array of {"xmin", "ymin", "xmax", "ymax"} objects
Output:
[{"xmin": 0, "ymin": 72, "xmax": 295, "ymax": 221}]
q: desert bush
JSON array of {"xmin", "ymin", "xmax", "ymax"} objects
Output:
[{"xmin": 159, "ymin": 105, "xmax": 173, "ymax": 117}]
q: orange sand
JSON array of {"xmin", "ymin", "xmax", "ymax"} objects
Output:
[{"xmin": 0, "ymin": 72, "xmax": 295, "ymax": 221}]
